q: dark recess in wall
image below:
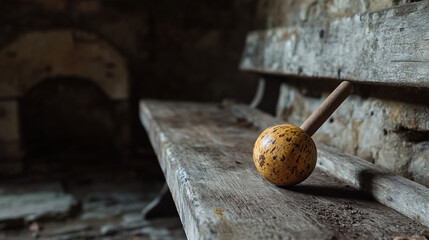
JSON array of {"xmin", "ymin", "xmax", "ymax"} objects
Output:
[{"xmin": 20, "ymin": 77, "xmax": 116, "ymax": 158}]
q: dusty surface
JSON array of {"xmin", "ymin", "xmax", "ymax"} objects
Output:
[
  {"xmin": 140, "ymin": 100, "xmax": 429, "ymax": 240},
  {"xmin": 0, "ymin": 161, "xmax": 186, "ymax": 240},
  {"xmin": 0, "ymin": 182, "xmax": 78, "ymax": 229},
  {"xmin": 225, "ymin": 101, "xmax": 429, "ymax": 227}
]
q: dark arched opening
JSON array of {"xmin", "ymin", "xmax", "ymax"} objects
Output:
[{"xmin": 20, "ymin": 77, "xmax": 117, "ymax": 166}]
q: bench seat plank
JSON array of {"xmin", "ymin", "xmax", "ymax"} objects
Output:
[
  {"xmin": 224, "ymin": 101, "xmax": 429, "ymax": 227},
  {"xmin": 140, "ymin": 100, "xmax": 428, "ymax": 240}
]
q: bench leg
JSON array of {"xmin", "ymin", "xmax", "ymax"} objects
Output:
[
  {"xmin": 249, "ymin": 77, "xmax": 280, "ymax": 115},
  {"xmin": 142, "ymin": 183, "xmax": 177, "ymax": 219}
]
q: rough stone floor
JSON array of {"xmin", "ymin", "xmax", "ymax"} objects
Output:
[{"xmin": 0, "ymin": 155, "xmax": 187, "ymax": 240}]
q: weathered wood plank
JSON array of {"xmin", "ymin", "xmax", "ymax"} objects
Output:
[
  {"xmin": 140, "ymin": 100, "xmax": 428, "ymax": 240},
  {"xmin": 223, "ymin": 101, "xmax": 429, "ymax": 228},
  {"xmin": 240, "ymin": 1, "xmax": 429, "ymax": 87}
]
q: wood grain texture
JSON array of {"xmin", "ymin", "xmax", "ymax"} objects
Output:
[
  {"xmin": 140, "ymin": 100, "xmax": 428, "ymax": 240},
  {"xmin": 223, "ymin": 101, "xmax": 429, "ymax": 228},
  {"xmin": 239, "ymin": 1, "xmax": 429, "ymax": 87}
]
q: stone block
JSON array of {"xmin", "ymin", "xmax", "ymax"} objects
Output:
[
  {"xmin": 0, "ymin": 182, "xmax": 79, "ymax": 229},
  {"xmin": 409, "ymin": 149, "xmax": 429, "ymax": 186}
]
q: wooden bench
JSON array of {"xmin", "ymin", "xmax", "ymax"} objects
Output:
[
  {"xmin": 139, "ymin": 2, "xmax": 429, "ymax": 239},
  {"xmin": 139, "ymin": 100, "xmax": 429, "ymax": 239}
]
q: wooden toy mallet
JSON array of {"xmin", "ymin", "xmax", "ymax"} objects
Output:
[{"xmin": 253, "ymin": 81, "xmax": 354, "ymax": 186}]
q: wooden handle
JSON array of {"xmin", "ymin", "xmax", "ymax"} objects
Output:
[{"xmin": 300, "ymin": 81, "xmax": 354, "ymax": 136}]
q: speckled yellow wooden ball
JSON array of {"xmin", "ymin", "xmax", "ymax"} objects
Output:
[{"xmin": 253, "ymin": 124, "xmax": 317, "ymax": 186}]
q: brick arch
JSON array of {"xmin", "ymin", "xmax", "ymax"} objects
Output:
[{"xmin": 0, "ymin": 30, "xmax": 129, "ymax": 100}]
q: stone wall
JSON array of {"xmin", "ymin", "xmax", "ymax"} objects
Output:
[
  {"xmin": 0, "ymin": 0, "xmax": 260, "ymax": 101},
  {"xmin": 0, "ymin": 0, "xmax": 260, "ymax": 176}
]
